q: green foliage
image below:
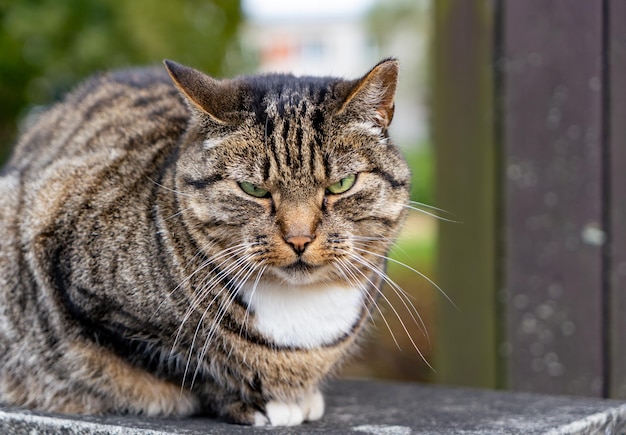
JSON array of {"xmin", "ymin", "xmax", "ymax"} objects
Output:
[
  {"xmin": 0, "ymin": 0, "xmax": 243, "ymax": 163},
  {"xmin": 404, "ymin": 142, "xmax": 434, "ymax": 206},
  {"xmin": 389, "ymin": 223, "xmax": 435, "ymax": 273}
]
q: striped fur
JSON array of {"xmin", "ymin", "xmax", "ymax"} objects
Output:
[{"xmin": 0, "ymin": 59, "xmax": 410, "ymax": 426}]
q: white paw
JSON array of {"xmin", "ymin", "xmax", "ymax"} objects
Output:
[
  {"xmin": 255, "ymin": 400, "xmax": 304, "ymax": 426},
  {"xmin": 298, "ymin": 389, "xmax": 325, "ymax": 421},
  {"xmin": 253, "ymin": 389, "xmax": 325, "ymax": 427}
]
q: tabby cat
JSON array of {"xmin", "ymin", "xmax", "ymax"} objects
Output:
[{"xmin": 0, "ymin": 58, "xmax": 410, "ymax": 426}]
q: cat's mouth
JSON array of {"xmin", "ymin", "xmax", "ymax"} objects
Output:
[
  {"xmin": 271, "ymin": 259, "xmax": 331, "ymax": 285},
  {"xmin": 282, "ymin": 259, "xmax": 319, "ymax": 274}
]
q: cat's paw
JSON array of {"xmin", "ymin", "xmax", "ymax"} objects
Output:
[
  {"xmin": 254, "ymin": 389, "xmax": 325, "ymax": 426},
  {"xmin": 254, "ymin": 401, "xmax": 304, "ymax": 426},
  {"xmin": 298, "ymin": 388, "xmax": 325, "ymax": 421}
]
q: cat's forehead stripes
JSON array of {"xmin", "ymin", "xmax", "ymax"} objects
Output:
[{"xmin": 256, "ymin": 87, "xmax": 329, "ymax": 184}]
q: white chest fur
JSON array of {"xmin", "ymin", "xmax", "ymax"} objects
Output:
[{"xmin": 240, "ymin": 282, "xmax": 364, "ymax": 349}]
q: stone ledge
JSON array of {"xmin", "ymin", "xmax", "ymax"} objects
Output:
[{"xmin": 1, "ymin": 379, "xmax": 625, "ymax": 434}]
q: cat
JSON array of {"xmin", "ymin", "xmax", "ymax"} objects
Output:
[{"xmin": 0, "ymin": 58, "xmax": 411, "ymax": 426}]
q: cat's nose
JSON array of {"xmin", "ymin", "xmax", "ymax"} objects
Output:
[{"xmin": 285, "ymin": 235, "xmax": 313, "ymax": 255}]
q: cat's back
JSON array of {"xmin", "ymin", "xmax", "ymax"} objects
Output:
[
  {"xmin": 0, "ymin": 66, "xmax": 191, "ymax": 294},
  {"xmin": 5, "ymin": 66, "xmax": 189, "ymax": 175}
]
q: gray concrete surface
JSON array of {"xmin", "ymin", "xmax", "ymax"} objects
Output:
[{"xmin": 1, "ymin": 379, "xmax": 625, "ymax": 434}]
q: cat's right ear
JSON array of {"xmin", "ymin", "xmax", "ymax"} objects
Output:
[
  {"xmin": 163, "ymin": 60, "xmax": 239, "ymax": 124},
  {"xmin": 337, "ymin": 58, "xmax": 399, "ymax": 128}
]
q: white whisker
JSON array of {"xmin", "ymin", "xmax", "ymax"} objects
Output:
[
  {"xmin": 334, "ymin": 258, "xmax": 400, "ymax": 350},
  {"xmin": 183, "ymin": 252, "xmax": 259, "ymax": 389},
  {"xmin": 340, "ymin": 255, "xmax": 433, "ymax": 370},
  {"xmin": 408, "ymin": 200, "xmax": 455, "ymax": 215},
  {"xmin": 352, "ymin": 246, "xmax": 458, "ymax": 312},
  {"xmin": 344, "ymin": 250, "xmax": 429, "ymax": 341},
  {"xmin": 192, "ymin": 255, "xmax": 264, "ymax": 383},
  {"xmin": 164, "ymin": 206, "xmax": 194, "ymax": 221},
  {"xmin": 401, "ymin": 203, "xmax": 462, "ymax": 224},
  {"xmin": 152, "ymin": 242, "xmax": 247, "ymax": 322},
  {"xmin": 147, "ymin": 176, "xmax": 194, "ymax": 198},
  {"xmin": 240, "ymin": 265, "xmax": 267, "ymax": 337},
  {"xmin": 168, "ymin": 243, "xmax": 251, "ymax": 358}
]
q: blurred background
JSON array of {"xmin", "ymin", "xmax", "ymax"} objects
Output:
[{"xmin": 0, "ymin": 0, "xmax": 439, "ymax": 383}]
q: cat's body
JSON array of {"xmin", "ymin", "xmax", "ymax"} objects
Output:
[{"xmin": 0, "ymin": 60, "xmax": 410, "ymax": 426}]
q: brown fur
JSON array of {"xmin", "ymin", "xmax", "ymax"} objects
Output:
[{"xmin": 0, "ymin": 60, "xmax": 410, "ymax": 425}]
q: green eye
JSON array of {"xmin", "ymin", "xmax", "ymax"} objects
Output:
[
  {"xmin": 239, "ymin": 181, "xmax": 270, "ymax": 198},
  {"xmin": 326, "ymin": 174, "xmax": 357, "ymax": 194}
]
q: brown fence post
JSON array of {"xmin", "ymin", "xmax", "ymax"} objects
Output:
[
  {"xmin": 500, "ymin": 1, "xmax": 606, "ymax": 397},
  {"xmin": 608, "ymin": 0, "xmax": 626, "ymax": 400},
  {"xmin": 434, "ymin": 1, "xmax": 623, "ymax": 397}
]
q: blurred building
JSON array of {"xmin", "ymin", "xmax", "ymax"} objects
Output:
[
  {"xmin": 243, "ymin": 16, "xmax": 376, "ymax": 78},
  {"xmin": 241, "ymin": 0, "xmax": 428, "ymax": 147}
]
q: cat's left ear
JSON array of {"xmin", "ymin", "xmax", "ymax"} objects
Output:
[
  {"xmin": 163, "ymin": 60, "xmax": 240, "ymax": 124},
  {"xmin": 338, "ymin": 58, "xmax": 399, "ymax": 128}
]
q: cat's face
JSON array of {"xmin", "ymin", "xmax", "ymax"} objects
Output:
[{"xmin": 167, "ymin": 60, "xmax": 410, "ymax": 288}]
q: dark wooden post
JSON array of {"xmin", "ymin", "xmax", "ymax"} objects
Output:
[
  {"xmin": 433, "ymin": 0, "xmax": 499, "ymax": 389},
  {"xmin": 435, "ymin": 0, "xmax": 625, "ymax": 398},
  {"xmin": 608, "ymin": 0, "xmax": 626, "ymax": 400},
  {"xmin": 501, "ymin": 1, "xmax": 605, "ymax": 397}
]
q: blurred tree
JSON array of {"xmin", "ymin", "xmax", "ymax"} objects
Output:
[
  {"xmin": 367, "ymin": 0, "xmax": 429, "ymax": 48},
  {"xmin": 0, "ymin": 0, "xmax": 244, "ymax": 163}
]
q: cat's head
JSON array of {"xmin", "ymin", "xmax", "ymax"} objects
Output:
[{"xmin": 164, "ymin": 60, "xmax": 410, "ymax": 287}]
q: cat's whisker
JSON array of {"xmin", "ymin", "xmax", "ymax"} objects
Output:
[
  {"xmin": 154, "ymin": 240, "xmax": 238, "ymax": 311},
  {"xmin": 176, "ymin": 248, "xmax": 251, "ymax": 338},
  {"xmin": 177, "ymin": 260, "xmax": 249, "ymax": 386},
  {"xmin": 340, "ymin": 253, "xmax": 434, "ymax": 370},
  {"xmin": 343, "ymin": 248, "xmax": 429, "ymax": 333},
  {"xmin": 164, "ymin": 206, "xmax": 194, "ymax": 221},
  {"xmin": 344, "ymin": 258, "xmax": 435, "ymax": 371},
  {"xmin": 351, "ymin": 235, "xmax": 394, "ymax": 242},
  {"xmin": 150, "ymin": 254, "xmax": 213, "ymax": 322},
  {"xmin": 147, "ymin": 176, "xmax": 194, "ymax": 198},
  {"xmin": 191, "ymin": 263, "xmax": 257, "ymax": 387},
  {"xmin": 153, "ymin": 242, "xmax": 249, "ymax": 322},
  {"xmin": 185, "ymin": 253, "xmax": 256, "ymax": 386},
  {"xmin": 351, "ymin": 238, "xmax": 411, "ymax": 263},
  {"xmin": 188, "ymin": 246, "xmax": 258, "ymax": 310},
  {"xmin": 399, "ymin": 202, "xmax": 462, "ymax": 224},
  {"xmin": 170, "ymin": 244, "xmax": 252, "ymax": 356},
  {"xmin": 352, "ymin": 246, "xmax": 458, "ymax": 312},
  {"xmin": 350, "ymin": 240, "xmax": 417, "ymax": 300},
  {"xmin": 408, "ymin": 199, "xmax": 456, "ymax": 216},
  {"xmin": 333, "ymin": 259, "xmax": 399, "ymax": 349},
  {"xmin": 240, "ymin": 265, "xmax": 267, "ymax": 338},
  {"xmin": 190, "ymin": 258, "xmax": 262, "ymax": 389},
  {"xmin": 345, "ymin": 249, "xmax": 430, "ymax": 343}
]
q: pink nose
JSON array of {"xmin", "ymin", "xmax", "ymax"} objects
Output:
[{"xmin": 285, "ymin": 235, "xmax": 313, "ymax": 254}]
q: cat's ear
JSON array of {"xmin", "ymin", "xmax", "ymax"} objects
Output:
[
  {"xmin": 163, "ymin": 60, "xmax": 239, "ymax": 124},
  {"xmin": 338, "ymin": 58, "xmax": 399, "ymax": 128}
]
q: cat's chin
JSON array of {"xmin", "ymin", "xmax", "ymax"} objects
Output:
[{"xmin": 267, "ymin": 261, "xmax": 332, "ymax": 286}]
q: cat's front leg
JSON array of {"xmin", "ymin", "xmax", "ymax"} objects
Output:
[{"xmin": 253, "ymin": 388, "xmax": 325, "ymax": 427}]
